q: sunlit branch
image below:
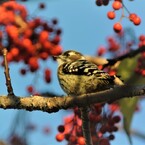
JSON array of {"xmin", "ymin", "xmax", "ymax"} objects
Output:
[{"xmin": 0, "ymin": 85, "xmax": 145, "ymax": 113}]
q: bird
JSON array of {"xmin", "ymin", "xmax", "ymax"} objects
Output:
[
  {"xmin": 55, "ymin": 50, "xmax": 116, "ymax": 145},
  {"xmin": 55, "ymin": 50, "xmax": 115, "ymax": 96}
]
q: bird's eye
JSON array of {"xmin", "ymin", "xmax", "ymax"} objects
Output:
[
  {"xmin": 66, "ymin": 53, "xmax": 70, "ymax": 57},
  {"xmin": 63, "ymin": 51, "xmax": 71, "ymax": 57}
]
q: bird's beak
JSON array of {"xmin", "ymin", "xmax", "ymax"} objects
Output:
[
  {"xmin": 52, "ymin": 55, "xmax": 62, "ymax": 61},
  {"xmin": 52, "ymin": 55, "xmax": 58, "ymax": 60}
]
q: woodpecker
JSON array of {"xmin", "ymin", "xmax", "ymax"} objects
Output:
[{"xmin": 55, "ymin": 50, "xmax": 115, "ymax": 96}]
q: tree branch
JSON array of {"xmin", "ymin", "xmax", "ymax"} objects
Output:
[
  {"xmin": 2, "ymin": 48, "xmax": 15, "ymax": 96},
  {"xmin": 104, "ymin": 45, "xmax": 145, "ymax": 67},
  {"xmin": 85, "ymin": 46, "xmax": 145, "ymax": 67},
  {"xmin": 0, "ymin": 85, "xmax": 145, "ymax": 113}
]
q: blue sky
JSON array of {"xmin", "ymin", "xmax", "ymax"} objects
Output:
[{"xmin": 0, "ymin": 0, "xmax": 145, "ymax": 145}]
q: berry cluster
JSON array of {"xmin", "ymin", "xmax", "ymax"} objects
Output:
[
  {"xmin": 97, "ymin": 36, "xmax": 121, "ymax": 58},
  {"xmin": 138, "ymin": 35, "xmax": 145, "ymax": 47},
  {"xmin": 56, "ymin": 104, "xmax": 121, "ymax": 145},
  {"xmin": 97, "ymin": 27, "xmax": 139, "ymax": 58},
  {"xmin": 95, "ymin": 0, "xmax": 141, "ymax": 33},
  {"xmin": 97, "ymin": 31, "xmax": 145, "ymax": 78},
  {"xmin": 89, "ymin": 104, "xmax": 120, "ymax": 145},
  {"xmin": 0, "ymin": 1, "xmax": 62, "ymax": 91},
  {"xmin": 97, "ymin": 28, "xmax": 141, "ymax": 80},
  {"xmin": 135, "ymin": 35, "xmax": 145, "ymax": 76},
  {"xmin": 56, "ymin": 108, "xmax": 85, "ymax": 145}
]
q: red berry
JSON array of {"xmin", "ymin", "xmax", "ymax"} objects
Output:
[
  {"xmin": 142, "ymin": 41, "xmax": 145, "ymax": 46},
  {"xmin": 100, "ymin": 126, "xmax": 107, "ymax": 134},
  {"xmin": 10, "ymin": 47, "xmax": 19, "ymax": 57},
  {"xmin": 27, "ymin": 85, "xmax": 34, "ymax": 93},
  {"xmin": 77, "ymin": 137, "xmax": 85, "ymax": 145},
  {"xmin": 22, "ymin": 38, "xmax": 32, "ymax": 48},
  {"xmin": 39, "ymin": 3, "xmax": 45, "ymax": 9},
  {"xmin": 40, "ymin": 52, "xmax": 49, "ymax": 60},
  {"xmin": 141, "ymin": 70, "xmax": 145, "ymax": 76},
  {"xmin": 133, "ymin": 16, "xmax": 141, "ymax": 25},
  {"xmin": 95, "ymin": 115, "xmax": 102, "ymax": 122},
  {"xmin": 129, "ymin": 13, "xmax": 137, "ymax": 22},
  {"xmin": 39, "ymin": 31, "xmax": 49, "ymax": 43},
  {"xmin": 58, "ymin": 125, "xmax": 65, "ymax": 133},
  {"xmin": 139, "ymin": 35, "xmax": 145, "ymax": 41},
  {"xmin": 97, "ymin": 46, "xmax": 106, "ymax": 56},
  {"xmin": 108, "ymin": 118, "xmax": 115, "ymax": 126},
  {"xmin": 6, "ymin": 52, "xmax": 13, "ymax": 62},
  {"xmin": 24, "ymin": 29, "xmax": 32, "ymax": 38},
  {"xmin": 109, "ymin": 70, "xmax": 116, "ymax": 76},
  {"xmin": 56, "ymin": 29, "xmax": 62, "ymax": 35},
  {"xmin": 100, "ymin": 138, "xmax": 110, "ymax": 145},
  {"xmin": 98, "ymin": 65, "xmax": 103, "ymax": 70},
  {"xmin": 56, "ymin": 133, "xmax": 64, "ymax": 142},
  {"xmin": 112, "ymin": 126, "xmax": 118, "ymax": 132},
  {"xmin": 113, "ymin": 22, "xmax": 122, "ymax": 33},
  {"xmin": 50, "ymin": 45, "xmax": 62, "ymax": 55},
  {"xmin": 112, "ymin": 1, "xmax": 122, "ymax": 10},
  {"xmin": 65, "ymin": 134, "xmax": 70, "ymax": 141},
  {"xmin": 20, "ymin": 68, "xmax": 27, "ymax": 75},
  {"xmin": 52, "ymin": 19, "xmax": 58, "ymax": 25},
  {"xmin": 44, "ymin": 68, "xmax": 51, "ymax": 83},
  {"xmin": 103, "ymin": 0, "xmax": 109, "ymax": 6},
  {"xmin": 107, "ymin": 11, "xmax": 116, "ymax": 19},
  {"xmin": 34, "ymin": 18, "xmax": 41, "ymax": 26},
  {"xmin": 52, "ymin": 35, "xmax": 61, "ymax": 44},
  {"xmin": 69, "ymin": 135, "xmax": 77, "ymax": 143},
  {"xmin": 0, "ymin": 31, "xmax": 2, "ymax": 40},
  {"xmin": 96, "ymin": 0, "xmax": 103, "ymax": 6},
  {"xmin": 43, "ymin": 41, "xmax": 52, "ymax": 51},
  {"xmin": 112, "ymin": 115, "xmax": 121, "ymax": 123},
  {"xmin": 94, "ymin": 104, "xmax": 102, "ymax": 114},
  {"xmin": 108, "ymin": 134, "xmax": 115, "ymax": 140},
  {"xmin": 28, "ymin": 57, "xmax": 39, "ymax": 72}
]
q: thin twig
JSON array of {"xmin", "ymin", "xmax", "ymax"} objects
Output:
[
  {"xmin": 122, "ymin": 2, "xmax": 130, "ymax": 14},
  {"xmin": 2, "ymin": 48, "xmax": 15, "ymax": 96}
]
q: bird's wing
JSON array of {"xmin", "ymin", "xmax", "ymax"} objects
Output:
[{"xmin": 62, "ymin": 60, "xmax": 110, "ymax": 77}]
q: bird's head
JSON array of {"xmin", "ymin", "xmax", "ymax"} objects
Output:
[{"xmin": 54, "ymin": 50, "xmax": 85, "ymax": 66}]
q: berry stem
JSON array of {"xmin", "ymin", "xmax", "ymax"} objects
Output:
[
  {"xmin": 120, "ymin": 5, "xmax": 125, "ymax": 22},
  {"xmin": 122, "ymin": 2, "xmax": 130, "ymax": 14}
]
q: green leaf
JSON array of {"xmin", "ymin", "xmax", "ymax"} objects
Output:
[
  {"xmin": 117, "ymin": 54, "xmax": 145, "ymax": 144},
  {"xmin": 119, "ymin": 97, "xmax": 138, "ymax": 144}
]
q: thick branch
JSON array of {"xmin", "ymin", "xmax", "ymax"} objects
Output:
[{"xmin": 0, "ymin": 85, "xmax": 145, "ymax": 113}]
